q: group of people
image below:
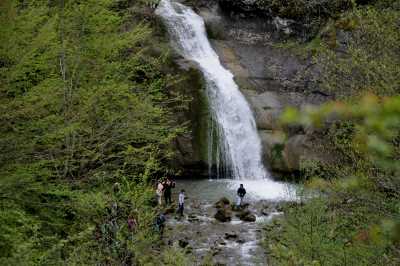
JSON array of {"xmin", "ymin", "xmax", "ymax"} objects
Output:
[
  {"xmin": 156, "ymin": 177, "xmax": 185, "ymax": 216},
  {"xmin": 156, "ymin": 178, "xmax": 248, "ymax": 217},
  {"xmin": 154, "ymin": 177, "xmax": 185, "ymax": 236},
  {"xmin": 156, "ymin": 177, "xmax": 175, "ymax": 206}
]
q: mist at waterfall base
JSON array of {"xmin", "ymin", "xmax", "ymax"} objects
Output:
[
  {"xmin": 173, "ymin": 179, "xmax": 297, "ymax": 203},
  {"xmin": 156, "ymin": 0, "xmax": 296, "ymax": 201}
]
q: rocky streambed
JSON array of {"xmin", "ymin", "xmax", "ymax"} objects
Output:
[{"xmin": 162, "ymin": 179, "xmax": 296, "ymax": 265}]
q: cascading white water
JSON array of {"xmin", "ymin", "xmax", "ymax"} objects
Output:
[{"xmin": 156, "ymin": 0, "xmax": 269, "ymax": 180}]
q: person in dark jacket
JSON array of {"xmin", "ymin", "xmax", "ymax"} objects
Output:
[
  {"xmin": 163, "ymin": 177, "xmax": 175, "ymax": 205},
  {"xmin": 236, "ymin": 184, "xmax": 246, "ymax": 207},
  {"xmin": 155, "ymin": 213, "xmax": 166, "ymax": 236}
]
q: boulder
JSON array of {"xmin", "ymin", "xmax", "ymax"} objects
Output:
[
  {"xmin": 215, "ymin": 197, "xmax": 231, "ymax": 209},
  {"xmin": 224, "ymin": 232, "xmax": 238, "ymax": 240},
  {"xmin": 214, "ymin": 208, "xmax": 232, "ymax": 222},
  {"xmin": 261, "ymin": 204, "xmax": 277, "ymax": 216},
  {"xmin": 236, "ymin": 210, "xmax": 256, "ymax": 222},
  {"xmin": 214, "ymin": 197, "xmax": 233, "ymax": 222},
  {"xmin": 242, "ymin": 213, "xmax": 256, "ymax": 222}
]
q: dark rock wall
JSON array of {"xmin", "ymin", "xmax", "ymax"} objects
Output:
[
  {"xmin": 169, "ymin": 62, "xmax": 211, "ymax": 178},
  {"xmin": 195, "ymin": 1, "xmax": 335, "ymax": 175}
]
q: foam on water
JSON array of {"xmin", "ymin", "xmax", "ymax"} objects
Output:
[
  {"xmin": 225, "ymin": 179, "xmax": 297, "ymax": 201},
  {"xmin": 174, "ymin": 179, "xmax": 297, "ymax": 202}
]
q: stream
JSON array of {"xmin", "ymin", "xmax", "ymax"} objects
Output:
[{"xmin": 163, "ymin": 179, "xmax": 297, "ymax": 265}]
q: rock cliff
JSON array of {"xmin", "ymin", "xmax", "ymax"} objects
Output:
[{"xmin": 171, "ymin": 0, "xmax": 349, "ymax": 176}]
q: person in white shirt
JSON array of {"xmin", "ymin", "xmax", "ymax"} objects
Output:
[{"xmin": 178, "ymin": 189, "xmax": 185, "ymax": 217}]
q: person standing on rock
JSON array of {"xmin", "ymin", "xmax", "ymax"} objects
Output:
[
  {"xmin": 178, "ymin": 189, "xmax": 185, "ymax": 217},
  {"xmin": 156, "ymin": 180, "xmax": 164, "ymax": 206},
  {"xmin": 163, "ymin": 177, "xmax": 175, "ymax": 205},
  {"xmin": 236, "ymin": 184, "xmax": 246, "ymax": 207}
]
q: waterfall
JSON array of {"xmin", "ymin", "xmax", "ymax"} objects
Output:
[{"xmin": 156, "ymin": 0, "xmax": 270, "ymax": 180}]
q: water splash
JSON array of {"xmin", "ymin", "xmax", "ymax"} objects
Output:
[{"xmin": 156, "ymin": 0, "xmax": 269, "ymax": 179}]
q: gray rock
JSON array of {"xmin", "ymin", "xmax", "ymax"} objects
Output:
[
  {"xmin": 282, "ymin": 134, "xmax": 308, "ymax": 171},
  {"xmin": 244, "ymin": 90, "xmax": 283, "ymax": 130}
]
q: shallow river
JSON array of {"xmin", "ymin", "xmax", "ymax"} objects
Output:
[{"xmin": 163, "ymin": 179, "xmax": 297, "ymax": 265}]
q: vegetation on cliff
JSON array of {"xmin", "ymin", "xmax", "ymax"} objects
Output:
[
  {"xmin": 265, "ymin": 0, "xmax": 400, "ymax": 265},
  {"xmin": 0, "ymin": 0, "xmax": 191, "ymax": 264}
]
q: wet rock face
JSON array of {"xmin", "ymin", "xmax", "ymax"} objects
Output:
[
  {"xmin": 168, "ymin": 65, "xmax": 210, "ymax": 178},
  {"xmin": 189, "ymin": 2, "xmax": 336, "ymax": 174},
  {"xmin": 217, "ymin": 0, "xmax": 323, "ymax": 40},
  {"xmin": 168, "ymin": 0, "xmax": 339, "ymax": 175},
  {"xmin": 219, "ymin": 0, "xmax": 263, "ymax": 14}
]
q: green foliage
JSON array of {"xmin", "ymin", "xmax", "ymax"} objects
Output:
[
  {"xmin": 273, "ymin": 94, "xmax": 400, "ymax": 264},
  {"xmin": 266, "ymin": 194, "xmax": 400, "ymax": 266},
  {"xmin": 273, "ymin": 1, "xmax": 400, "ymax": 97},
  {"xmin": 318, "ymin": 6, "xmax": 400, "ymax": 97},
  {"xmin": 0, "ymin": 0, "xmax": 190, "ymax": 264},
  {"xmin": 269, "ymin": 2, "xmax": 400, "ymax": 263},
  {"xmin": 282, "ymin": 94, "xmax": 400, "ymax": 169},
  {"xmin": 160, "ymin": 246, "xmax": 193, "ymax": 266}
]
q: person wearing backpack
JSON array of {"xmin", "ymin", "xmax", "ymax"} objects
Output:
[
  {"xmin": 155, "ymin": 213, "xmax": 166, "ymax": 236},
  {"xmin": 163, "ymin": 177, "xmax": 175, "ymax": 205}
]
